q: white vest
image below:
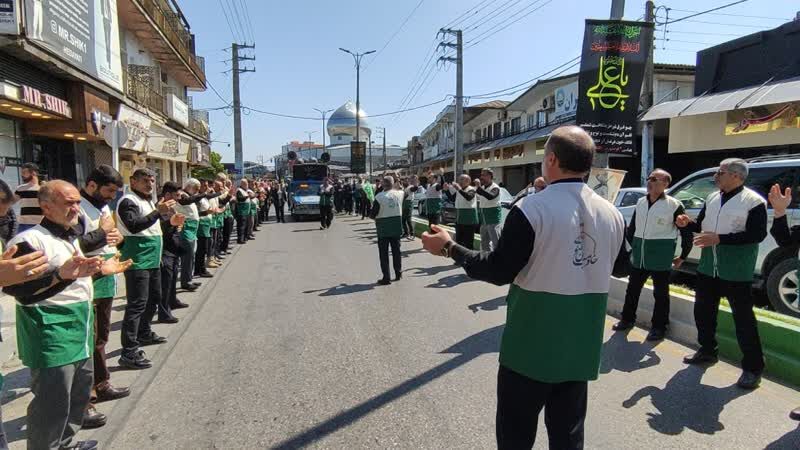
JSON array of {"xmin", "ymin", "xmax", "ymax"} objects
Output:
[
  {"xmin": 375, "ymin": 190, "xmax": 404, "ymax": 219},
  {"xmin": 451, "ymin": 185, "xmax": 477, "ymax": 210},
  {"xmin": 478, "ymin": 182, "xmax": 501, "ymax": 209},
  {"xmin": 514, "ymin": 182, "xmax": 625, "ymax": 295},
  {"xmin": 79, "ymin": 197, "xmax": 116, "ymax": 256},
  {"xmin": 702, "ymin": 187, "xmax": 765, "ymax": 235},
  {"xmin": 632, "ymin": 195, "xmax": 681, "ymax": 240},
  {"xmin": 116, "ymin": 193, "xmax": 162, "ymax": 237},
  {"xmin": 174, "ymin": 202, "xmax": 199, "ymax": 222},
  {"xmin": 426, "ymin": 183, "xmax": 442, "ymax": 199}
]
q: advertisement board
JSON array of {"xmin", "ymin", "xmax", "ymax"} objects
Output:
[
  {"xmin": 24, "ymin": 0, "xmax": 123, "ymax": 91},
  {"xmin": 553, "ymin": 81, "xmax": 578, "ymax": 119},
  {"xmin": 0, "ymin": 0, "xmax": 19, "ymax": 34},
  {"xmin": 725, "ymin": 102, "xmax": 800, "ymax": 135},
  {"xmin": 576, "ymin": 20, "xmax": 653, "ymax": 154},
  {"xmin": 166, "ymin": 94, "xmax": 189, "ymax": 127},
  {"xmin": 350, "ymin": 141, "xmax": 366, "ymax": 174},
  {"xmin": 116, "ymin": 105, "xmax": 152, "ymax": 152}
]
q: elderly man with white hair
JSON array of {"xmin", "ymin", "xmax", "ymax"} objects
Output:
[
  {"xmin": 677, "ymin": 157, "xmax": 768, "ymax": 389},
  {"xmin": 174, "ymin": 178, "xmax": 213, "ymax": 292}
]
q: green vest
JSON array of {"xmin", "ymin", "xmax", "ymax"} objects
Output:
[
  {"xmin": 374, "ymin": 190, "xmax": 404, "ymax": 238},
  {"xmin": 116, "ymin": 193, "xmax": 163, "ymax": 270},
  {"xmin": 182, "ymin": 218, "xmax": 199, "ymax": 241}
]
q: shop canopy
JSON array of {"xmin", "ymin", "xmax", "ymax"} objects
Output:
[{"xmin": 640, "ymin": 76, "xmax": 800, "ymax": 121}]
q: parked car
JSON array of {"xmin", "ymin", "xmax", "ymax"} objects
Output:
[
  {"xmin": 615, "ymin": 187, "xmax": 647, "ymax": 224},
  {"xmin": 667, "ymin": 155, "xmax": 800, "ymax": 317},
  {"xmin": 440, "ymin": 188, "xmax": 514, "ymax": 225}
]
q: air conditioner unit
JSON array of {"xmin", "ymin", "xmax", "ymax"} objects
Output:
[
  {"xmin": 542, "ymin": 95, "xmax": 556, "ymax": 110},
  {"xmin": 497, "ymin": 110, "xmax": 508, "ymax": 120}
]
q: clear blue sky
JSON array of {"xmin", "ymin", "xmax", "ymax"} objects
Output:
[{"xmin": 181, "ymin": 0, "xmax": 798, "ymax": 166}]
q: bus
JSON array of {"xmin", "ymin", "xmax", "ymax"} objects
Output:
[{"xmin": 288, "ymin": 162, "xmax": 329, "ymax": 220}]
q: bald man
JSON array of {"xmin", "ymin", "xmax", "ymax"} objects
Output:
[{"xmin": 422, "ymin": 126, "xmax": 624, "ymax": 448}]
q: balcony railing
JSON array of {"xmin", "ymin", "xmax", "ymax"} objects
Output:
[
  {"xmin": 465, "ymin": 115, "xmax": 575, "ymax": 146},
  {"xmin": 135, "ymin": 0, "xmax": 206, "ymax": 84},
  {"xmin": 124, "ymin": 65, "xmax": 166, "ymax": 116},
  {"xmin": 189, "ymin": 116, "xmax": 209, "ymax": 140}
]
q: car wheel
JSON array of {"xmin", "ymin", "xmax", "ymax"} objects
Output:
[{"xmin": 766, "ymin": 258, "xmax": 800, "ymax": 318}]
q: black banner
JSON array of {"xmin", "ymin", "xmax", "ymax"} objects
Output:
[
  {"xmin": 350, "ymin": 141, "xmax": 366, "ymax": 174},
  {"xmin": 576, "ymin": 20, "xmax": 653, "ymax": 154}
]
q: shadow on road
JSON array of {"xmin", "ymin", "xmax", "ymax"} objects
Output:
[
  {"xmin": 426, "ymin": 273, "xmax": 475, "ymax": 289},
  {"xmin": 622, "ymin": 365, "xmax": 751, "ymax": 435},
  {"xmin": 407, "ymin": 265, "xmax": 457, "ymax": 277},
  {"xmin": 302, "ymin": 283, "xmax": 377, "ymax": 297},
  {"xmin": 291, "ymin": 229, "xmax": 319, "ymax": 233},
  {"xmin": 468, "ymin": 296, "xmax": 506, "ymax": 314},
  {"xmin": 766, "ymin": 425, "xmax": 800, "ymax": 449},
  {"xmin": 270, "ymin": 325, "xmax": 503, "ymax": 449},
  {"xmin": 402, "ymin": 247, "xmax": 425, "ymax": 258},
  {"xmin": 599, "ymin": 331, "xmax": 662, "ymax": 374}
]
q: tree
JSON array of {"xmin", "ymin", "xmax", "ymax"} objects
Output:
[{"xmin": 191, "ymin": 151, "xmax": 226, "ymax": 180}]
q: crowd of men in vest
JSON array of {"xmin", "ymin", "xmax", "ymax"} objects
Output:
[
  {"xmin": 0, "ymin": 163, "xmax": 287, "ymax": 449},
  {"xmin": 413, "ymin": 125, "xmax": 800, "ymax": 448}
]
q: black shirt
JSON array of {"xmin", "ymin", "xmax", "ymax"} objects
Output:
[
  {"xmin": 684, "ymin": 185, "xmax": 768, "ymax": 245},
  {"xmin": 117, "ymin": 190, "xmax": 161, "ymax": 234},
  {"xmin": 625, "ymin": 194, "xmax": 693, "ymax": 259}
]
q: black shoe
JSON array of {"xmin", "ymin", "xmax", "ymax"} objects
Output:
[
  {"xmin": 118, "ymin": 351, "xmax": 152, "ymax": 370},
  {"xmin": 95, "ymin": 384, "xmax": 131, "ymax": 402},
  {"xmin": 198, "ymin": 272, "xmax": 214, "ymax": 278},
  {"xmin": 394, "ymin": 274, "xmax": 402, "ymax": 281},
  {"xmin": 82, "ymin": 405, "xmax": 107, "ymax": 429},
  {"xmin": 180, "ymin": 283, "xmax": 199, "ymax": 291},
  {"xmin": 377, "ymin": 278, "xmax": 391, "ymax": 286},
  {"xmin": 139, "ymin": 332, "xmax": 167, "ymax": 346},
  {"xmin": 683, "ymin": 351, "xmax": 718, "ymax": 365},
  {"xmin": 737, "ymin": 371, "xmax": 762, "ymax": 389},
  {"xmin": 612, "ymin": 321, "xmax": 634, "ymax": 331},
  {"xmin": 646, "ymin": 328, "xmax": 666, "ymax": 341},
  {"xmin": 790, "ymin": 406, "xmax": 800, "ymax": 421},
  {"xmin": 65, "ymin": 440, "xmax": 99, "ymax": 450},
  {"xmin": 158, "ymin": 316, "xmax": 179, "ymax": 324},
  {"xmin": 171, "ymin": 300, "xmax": 189, "ymax": 309}
]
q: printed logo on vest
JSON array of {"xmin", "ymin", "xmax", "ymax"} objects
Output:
[{"xmin": 573, "ymin": 224, "xmax": 599, "ymax": 268}]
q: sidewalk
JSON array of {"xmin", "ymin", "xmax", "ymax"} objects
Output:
[{"xmin": 0, "ymin": 240, "xmax": 242, "ymax": 449}]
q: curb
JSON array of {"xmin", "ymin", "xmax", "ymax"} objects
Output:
[{"xmin": 86, "ymin": 241, "xmax": 244, "ymax": 446}]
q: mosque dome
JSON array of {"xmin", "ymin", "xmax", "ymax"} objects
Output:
[{"xmin": 327, "ymin": 101, "xmax": 371, "ymax": 141}]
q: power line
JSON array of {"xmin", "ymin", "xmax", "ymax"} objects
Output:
[
  {"xmin": 676, "ymin": 18, "xmax": 772, "ymax": 28},
  {"xmin": 206, "ymin": 78, "xmax": 232, "ymax": 106},
  {"xmin": 667, "ymin": 7, "xmax": 791, "ymax": 22},
  {"xmin": 463, "ymin": 0, "xmax": 523, "ymax": 33},
  {"xmin": 217, "ymin": 0, "xmax": 238, "ymax": 43},
  {"xmin": 660, "ymin": 0, "xmax": 750, "ymax": 25},
  {"xmin": 663, "ymin": 29, "xmax": 745, "ymax": 37},
  {"xmin": 227, "ymin": 0, "xmax": 251, "ymax": 43},
  {"xmin": 465, "ymin": 0, "xmax": 552, "ymax": 49},
  {"xmin": 465, "ymin": 55, "xmax": 581, "ymax": 99},
  {"xmin": 364, "ymin": 0, "xmax": 426, "ymax": 71},
  {"xmin": 239, "ymin": 0, "xmax": 257, "ymax": 44},
  {"xmin": 242, "ymin": 96, "xmax": 453, "ymax": 121},
  {"xmin": 442, "ymin": 0, "xmax": 495, "ymax": 29}
]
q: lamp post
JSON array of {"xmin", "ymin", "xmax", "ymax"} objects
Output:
[
  {"xmin": 339, "ymin": 48, "xmax": 375, "ymax": 144},
  {"xmin": 313, "ymin": 107, "xmax": 334, "ymax": 157}
]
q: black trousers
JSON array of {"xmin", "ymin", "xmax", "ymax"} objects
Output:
[
  {"xmin": 402, "ymin": 212, "xmax": 413, "ymax": 237},
  {"xmin": 210, "ymin": 227, "xmax": 219, "ymax": 258},
  {"xmin": 179, "ymin": 238, "xmax": 195, "ymax": 286},
  {"xmin": 236, "ymin": 215, "xmax": 247, "ymax": 244},
  {"xmin": 344, "ymin": 197, "xmax": 353, "ymax": 214},
  {"xmin": 121, "ymin": 268, "xmax": 161, "ymax": 356},
  {"xmin": 159, "ymin": 253, "xmax": 179, "ymax": 320},
  {"xmin": 221, "ymin": 216, "xmax": 233, "ymax": 251},
  {"xmin": 622, "ymin": 267, "xmax": 671, "ymax": 329},
  {"xmin": 273, "ymin": 202, "xmax": 285, "ymax": 222},
  {"xmin": 378, "ymin": 237, "xmax": 402, "ymax": 280},
  {"xmin": 496, "ymin": 365, "xmax": 586, "ymax": 450},
  {"xmin": 455, "ymin": 224, "xmax": 475, "ymax": 249},
  {"xmin": 195, "ymin": 235, "xmax": 209, "ymax": 274},
  {"xmin": 354, "ymin": 197, "xmax": 362, "ymax": 215},
  {"xmin": 320, "ymin": 205, "xmax": 333, "ymax": 228},
  {"xmin": 361, "ymin": 198, "xmax": 370, "ymax": 219},
  {"xmin": 695, "ymin": 274, "xmax": 765, "ymax": 373}
]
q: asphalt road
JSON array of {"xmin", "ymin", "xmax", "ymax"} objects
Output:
[{"xmin": 84, "ymin": 214, "xmax": 800, "ymax": 449}]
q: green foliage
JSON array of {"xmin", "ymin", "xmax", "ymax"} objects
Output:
[{"xmin": 191, "ymin": 151, "xmax": 226, "ymax": 180}]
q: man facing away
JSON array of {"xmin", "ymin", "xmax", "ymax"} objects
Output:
[
  {"xmin": 116, "ymin": 169, "xmax": 175, "ymax": 370},
  {"xmin": 476, "ymin": 168, "xmax": 504, "ymax": 252},
  {"xmin": 422, "ymin": 125, "xmax": 624, "ymax": 449},
  {"xmin": 676, "ymin": 158, "xmax": 767, "ymax": 389},
  {"xmin": 425, "ymin": 172, "xmax": 445, "ymax": 228},
  {"xmin": 15, "ymin": 162, "xmax": 43, "ymax": 233},
  {"xmin": 319, "ymin": 178, "xmax": 334, "ymax": 230},
  {"xmin": 612, "ymin": 169, "xmax": 693, "ymax": 341},
  {"xmin": 447, "ymin": 174, "xmax": 479, "ymax": 249},
  {"xmin": 371, "ymin": 176, "xmax": 404, "ymax": 285},
  {"xmin": 4, "ymin": 180, "xmax": 129, "ymax": 450}
]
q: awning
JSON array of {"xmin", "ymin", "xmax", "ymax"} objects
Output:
[
  {"xmin": 641, "ymin": 76, "xmax": 800, "ymax": 121},
  {"xmin": 466, "ymin": 122, "xmax": 568, "ymax": 155}
]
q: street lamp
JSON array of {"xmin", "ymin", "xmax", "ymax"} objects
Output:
[
  {"xmin": 313, "ymin": 107, "xmax": 334, "ymax": 157},
  {"xmin": 339, "ymin": 48, "xmax": 375, "ymax": 145}
]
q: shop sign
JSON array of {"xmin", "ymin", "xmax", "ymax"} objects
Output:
[
  {"xmin": 576, "ymin": 20, "xmax": 653, "ymax": 154},
  {"xmin": 166, "ymin": 94, "xmax": 189, "ymax": 127},
  {"xmin": 24, "ymin": 0, "xmax": 123, "ymax": 91},
  {"xmin": 19, "ymin": 85, "xmax": 72, "ymax": 118},
  {"xmin": 0, "ymin": 0, "xmax": 19, "ymax": 35},
  {"xmin": 725, "ymin": 102, "xmax": 800, "ymax": 136},
  {"xmin": 553, "ymin": 81, "xmax": 578, "ymax": 119},
  {"xmin": 116, "ymin": 105, "xmax": 152, "ymax": 152}
]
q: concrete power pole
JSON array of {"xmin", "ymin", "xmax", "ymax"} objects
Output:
[
  {"xmin": 232, "ymin": 43, "xmax": 255, "ymax": 177},
  {"xmin": 438, "ymin": 29, "xmax": 463, "ymax": 177},
  {"xmin": 640, "ymin": 0, "xmax": 656, "ymax": 186},
  {"xmin": 593, "ymin": 0, "xmax": 626, "ymax": 169}
]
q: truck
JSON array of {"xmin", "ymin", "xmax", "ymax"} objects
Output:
[{"xmin": 288, "ymin": 162, "xmax": 329, "ymax": 221}]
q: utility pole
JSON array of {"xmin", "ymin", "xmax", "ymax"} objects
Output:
[
  {"xmin": 339, "ymin": 48, "xmax": 375, "ymax": 145},
  {"xmin": 369, "ymin": 139, "xmax": 373, "ymax": 177},
  {"xmin": 313, "ymin": 107, "xmax": 334, "ymax": 157},
  {"xmin": 438, "ymin": 29, "xmax": 463, "ymax": 177},
  {"xmin": 593, "ymin": 0, "xmax": 626, "ymax": 169},
  {"xmin": 640, "ymin": 0, "xmax": 656, "ymax": 186},
  {"xmin": 375, "ymin": 127, "xmax": 387, "ymax": 169},
  {"xmin": 232, "ymin": 42, "xmax": 255, "ymax": 177}
]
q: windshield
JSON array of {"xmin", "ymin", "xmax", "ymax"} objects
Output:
[{"xmin": 292, "ymin": 164, "xmax": 328, "ymax": 181}]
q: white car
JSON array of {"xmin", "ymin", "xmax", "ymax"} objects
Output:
[{"xmin": 614, "ymin": 187, "xmax": 647, "ymax": 225}]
